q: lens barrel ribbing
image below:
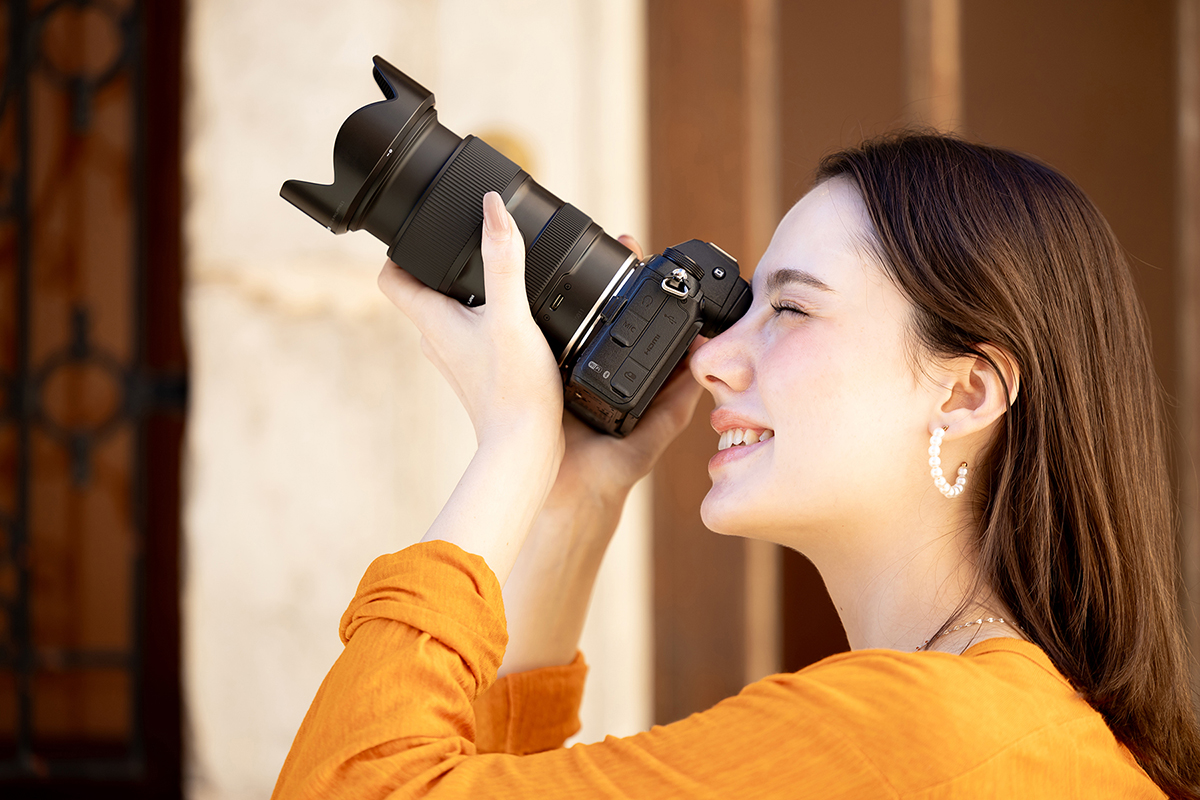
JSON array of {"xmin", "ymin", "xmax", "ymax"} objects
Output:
[{"xmin": 387, "ymin": 136, "xmax": 524, "ymax": 291}]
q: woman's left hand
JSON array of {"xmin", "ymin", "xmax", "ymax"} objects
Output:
[
  {"xmin": 376, "ymin": 191, "xmax": 564, "ymax": 583},
  {"xmin": 377, "ymin": 191, "xmax": 564, "ymax": 449}
]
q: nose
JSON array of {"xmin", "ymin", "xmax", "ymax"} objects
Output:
[{"xmin": 690, "ymin": 319, "xmax": 753, "ymax": 396}]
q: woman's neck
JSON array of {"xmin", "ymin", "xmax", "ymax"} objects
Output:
[{"xmin": 797, "ymin": 503, "xmax": 1013, "ymax": 654}]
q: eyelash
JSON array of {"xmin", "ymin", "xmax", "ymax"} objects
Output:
[{"xmin": 770, "ymin": 302, "xmax": 809, "ymax": 318}]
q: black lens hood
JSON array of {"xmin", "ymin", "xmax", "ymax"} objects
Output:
[{"xmin": 280, "ymin": 57, "xmax": 436, "ymax": 233}]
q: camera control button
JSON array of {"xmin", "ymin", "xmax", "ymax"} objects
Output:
[
  {"xmin": 629, "ymin": 280, "xmax": 665, "ymax": 320},
  {"xmin": 631, "ymin": 304, "xmax": 690, "ymax": 367},
  {"xmin": 612, "ymin": 310, "xmax": 650, "ymax": 347},
  {"xmin": 611, "ymin": 359, "xmax": 649, "ymax": 399}
]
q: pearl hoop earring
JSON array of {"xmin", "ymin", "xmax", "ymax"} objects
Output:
[{"xmin": 929, "ymin": 427, "xmax": 968, "ymax": 498}]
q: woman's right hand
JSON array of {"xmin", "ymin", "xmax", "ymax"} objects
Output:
[
  {"xmin": 540, "ymin": 238, "xmax": 706, "ymax": 554},
  {"xmin": 552, "ymin": 345, "xmax": 704, "ymax": 510},
  {"xmin": 550, "ymin": 235, "xmax": 704, "ymax": 508},
  {"xmin": 496, "ymin": 235, "xmax": 704, "ymax": 675}
]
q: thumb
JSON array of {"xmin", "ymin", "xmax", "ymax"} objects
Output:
[{"xmin": 480, "ymin": 191, "xmax": 529, "ymax": 318}]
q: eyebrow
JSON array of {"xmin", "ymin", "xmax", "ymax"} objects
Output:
[{"xmin": 764, "ymin": 268, "xmax": 837, "ymax": 295}]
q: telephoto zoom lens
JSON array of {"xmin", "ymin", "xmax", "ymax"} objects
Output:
[{"xmin": 282, "ymin": 57, "xmax": 639, "ymax": 364}]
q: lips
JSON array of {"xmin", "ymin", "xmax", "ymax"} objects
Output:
[{"xmin": 708, "ymin": 410, "xmax": 774, "ymax": 472}]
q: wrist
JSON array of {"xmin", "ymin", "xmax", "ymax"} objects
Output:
[
  {"xmin": 476, "ymin": 421, "xmax": 564, "ymax": 470},
  {"xmin": 475, "ymin": 402, "xmax": 562, "ymax": 446},
  {"xmin": 542, "ymin": 480, "xmax": 630, "ymax": 520},
  {"xmin": 421, "ymin": 429, "xmax": 564, "ymax": 586}
]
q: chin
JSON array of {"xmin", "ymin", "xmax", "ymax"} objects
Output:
[{"xmin": 700, "ymin": 491, "xmax": 750, "ymax": 537}]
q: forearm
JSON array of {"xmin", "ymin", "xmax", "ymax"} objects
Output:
[
  {"xmin": 498, "ymin": 487, "xmax": 627, "ymax": 676},
  {"xmin": 421, "ymin": 428, "xmax": 564, "ymax": 586},
  {"xmin": 494, "ymin": 368, "xmax": 703, "ymax": 676}
]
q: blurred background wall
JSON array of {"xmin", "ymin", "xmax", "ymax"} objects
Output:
[
  {"xmin": 1, "ymin": 1, "xmax": 1197, "ymax": 798},
  {"xmin": 184, "ymin": 1, "xmax": 650, "ymax": 799}
]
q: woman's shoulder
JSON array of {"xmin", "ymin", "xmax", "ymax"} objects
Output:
[
  {"xmin": 744, "ymin": 637, "xmax": 1087, "ymax": 738},
  {"xmin": 796, "ymin": 636, "xmax": 1075, "ymax": 705},
  {"xmin": 731, "ymin": 637, "xmax": 1162, "ymax": 797}
]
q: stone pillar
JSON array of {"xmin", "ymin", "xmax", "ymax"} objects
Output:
[{"xmin": 183, "ymin": 1, "xmax": 648, "ymax": 797}]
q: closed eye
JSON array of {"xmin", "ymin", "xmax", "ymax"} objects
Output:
[{"xmin": 771, "ymin": 302, "xmax": 809, "ymax": 317}]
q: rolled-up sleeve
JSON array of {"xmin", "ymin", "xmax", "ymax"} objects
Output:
[{"xmin": 473, "ymin": 652, "xmax": 588, "ymax": 755}]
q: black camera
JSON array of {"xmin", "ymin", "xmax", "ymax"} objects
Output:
[{"xmin": 281, "ymin": 57, "xmax": 751, "ymax": 436}]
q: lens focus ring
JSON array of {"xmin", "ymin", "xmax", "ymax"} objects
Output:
[{"xmin": 390, "ymin": 136, "xmax": 523, "ymax": 290}]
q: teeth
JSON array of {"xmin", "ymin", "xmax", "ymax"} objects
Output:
[{"xmin": 716, "ymin": 427, "xmax": 774, "ymax": 452}]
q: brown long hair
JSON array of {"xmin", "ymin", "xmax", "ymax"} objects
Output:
[{"xmin": 816, "ymin": 132, "xmax": 1200, "ymax": 798}]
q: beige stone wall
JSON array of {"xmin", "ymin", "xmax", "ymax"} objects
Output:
[{"xmin": 183, "ymin": 1, "xmax": 648, "ymax": 798}]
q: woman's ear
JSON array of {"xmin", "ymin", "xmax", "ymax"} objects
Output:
[{"xmin": 931, "ymin": 344, "xmax": 1020, "ymax": 437}]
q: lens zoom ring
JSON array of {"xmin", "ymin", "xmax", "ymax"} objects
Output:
[
  {"xmin": 392, "ymin": 137, "xmax": 522, "ymax": 289},
  {"xmin": 524, "ymin": 203, "xmax": 591, "ymax": 305}
]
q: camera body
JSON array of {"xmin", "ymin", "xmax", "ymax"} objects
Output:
[
  {"xmin": 281, "ymin": 57, "xmax": 751, "ymax": 435},
  {"xmin": 564, "ymin": 241, "xmax": 741, "ymax": 435}
]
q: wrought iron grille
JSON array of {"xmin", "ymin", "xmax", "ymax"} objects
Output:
[{"xmin": 0, "ymin": 0, "xmax": 185, "ymax": 786}]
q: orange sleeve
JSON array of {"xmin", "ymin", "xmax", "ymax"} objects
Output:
[
  {"xmin": 473, "ymin": 652, "xmax": 588, "ymax": 754},
  {"xmin": 270, "ymin": 540, "xmax": 890, "ymax": 800}
]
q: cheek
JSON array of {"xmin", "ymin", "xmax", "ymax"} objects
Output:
[
  {"xmin": 762, "ymin": 329, "xmax": 920, "ymax": 470},
  {"xmin": 759, "ymin": 332, "xmax": 858, "ymax": 436}
]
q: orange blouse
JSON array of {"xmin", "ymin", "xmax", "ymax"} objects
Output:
[{"xmin": 271, "ymin": 541, "xmax": 1164, "ymax": 799}]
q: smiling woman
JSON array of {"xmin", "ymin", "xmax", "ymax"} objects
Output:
[
  {"xmin": 270, "ymin": 134, "xmax": 1200, "ymax": 799},
  {"xmin": 815, "ymin": 135, "xmax": 1200, "ymax": 796}
]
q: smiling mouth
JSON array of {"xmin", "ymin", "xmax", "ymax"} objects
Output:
[{"xmin": 717, "ymin": 428, "xmax": 774, "ymax": 452}]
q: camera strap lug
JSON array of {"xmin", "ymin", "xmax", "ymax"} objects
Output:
[{"xmin": 661, "ymin": 268, "xmax": 692, "ymax": 298}]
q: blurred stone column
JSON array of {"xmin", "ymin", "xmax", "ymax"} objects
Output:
[{"xmin": 182, "ymin": 1, "xmax": 649, "ymax": 798}]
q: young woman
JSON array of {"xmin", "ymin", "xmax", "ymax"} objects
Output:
[{"xmin": 271, "ymin": 133, "xmax": 1200, "ymax": 798}]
